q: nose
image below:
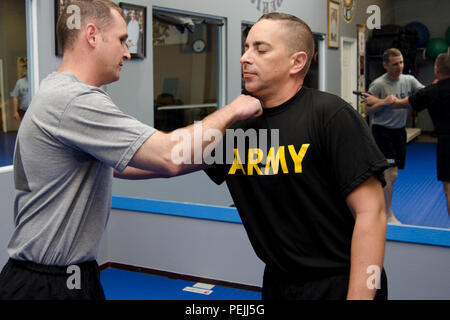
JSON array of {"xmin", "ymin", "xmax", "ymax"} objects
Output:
[
  {"xmin": 240, "ymin": 48, "xmax": 252, "ymax": 65},
  {"xmin": 124, "ymin": 47, "xmax": 131, "ymax": 61}
]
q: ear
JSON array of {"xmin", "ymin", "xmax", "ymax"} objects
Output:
[
  {"xmin": 85, "ymin": 23, "xmax": 98, "ymax": 48},
  {"xmin": 289, "ymin": 51, "xmax": 308, "ymax": 76},
  {"xmin": 434, "ymin": 65, "xmax": 441, "ymax": 77}
]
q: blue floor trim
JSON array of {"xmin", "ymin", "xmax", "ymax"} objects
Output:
[
  {"xmin": 387, "ymin": 224, "xmax": 450, "ymax": 247},
  {"xmin": 112, "ymin": 195, "xmax": 450, "ymax": 248},
  {"xmin": 112, "ymin": 195, "xmax": 242, "ymax": 224}
]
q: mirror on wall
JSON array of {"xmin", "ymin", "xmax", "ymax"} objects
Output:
[
  {"xmin": 362, "ymin": 0, "xmax": 449, "ymax": 229},
  {"xmin": 0, "ymin": 0, "xmax": 29, "ymax": 166}
]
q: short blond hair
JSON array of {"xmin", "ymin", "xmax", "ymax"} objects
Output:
[{"xmin": 56, "ymin": 0, "xmax": 125, "ymax": 54}]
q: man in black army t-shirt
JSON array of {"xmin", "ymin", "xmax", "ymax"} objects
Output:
[{"xmin": 205, "ymin": 13, "xmax": 390, "ymax": 300}]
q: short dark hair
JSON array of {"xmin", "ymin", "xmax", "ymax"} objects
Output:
[
  {"xmin": 383, "ymin": 48, "xmax": 402, "ymax": 64},
  {"xmin": 258, "ymin": 12, "xmax": 315, "ymax": 76},
  {"xmin": 57, "ymin": 0, "xmax": 125, "ymax": 54}
]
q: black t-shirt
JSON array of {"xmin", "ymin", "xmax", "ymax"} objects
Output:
[
  {"xmin": 408, "ymin": 78, "xmax": 450, "ymax": 135},
  {"xmin": 205, "ymin": 87, "xmax": 389, "ymax": 275}
]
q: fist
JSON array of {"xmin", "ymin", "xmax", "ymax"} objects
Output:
[
  {"xmin": 229, "ymin": 94, "xmax": 263, "ymax": 121},
  {"xmin": 384, "ymin": 94, "xmax": 397, "ymax": 105}
]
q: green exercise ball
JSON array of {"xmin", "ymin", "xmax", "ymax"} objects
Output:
[{"xmin": 426, "ymin": 38, "xmax": 448, "ymax": 60}]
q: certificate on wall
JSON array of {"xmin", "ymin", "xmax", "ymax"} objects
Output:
[{"xmin": 328, "ymin": 0, "xmax": 340, "ymax": 49}]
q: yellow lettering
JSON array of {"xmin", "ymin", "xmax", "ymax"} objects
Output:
[
  {"xmin": 288, "ymin": 144, "xmax": 310, "ymax": 173},
  {"xmin": 265, "ymin": 146, "xmax": 288, "ymax": 175},
  {"xmin": 228, "ymin": 145, "xmax": 310, "ymax": 176},
  {"xmin": 247, "ymin": 148, "xmax": 263, "ymax": 175},
  {"xmin": 228, "ymin": 149, "xmax": 246, "ymax": 175}
]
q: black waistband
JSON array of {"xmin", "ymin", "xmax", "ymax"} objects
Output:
[
  {"xmin": 372, "ymin": 124, "xmax": 406, "ymax": 132},
  {"xmin": 8, "ymin": 258, "xmax": 99, "ymax": 276},
  {"xmin": 264, "ymin": 265, "xmax": 350, "ymax": 283}
]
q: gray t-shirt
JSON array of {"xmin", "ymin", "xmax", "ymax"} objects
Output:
[
  {"xmin": 9, "ymin": 72, "xmax": 155, "ymax": 266},
  {"xmin": 368, "ymin": 74, "xmax": 424, "ymax": 128},
  {"xmin": 11, "ymin": 77, "xmax": 31, "ymax": 111}
]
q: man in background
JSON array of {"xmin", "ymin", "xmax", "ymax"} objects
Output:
[
  {"xmin": 11, "ymin": 65, "xmax": 30, "ymax": 122},
  {"xmin": 363, "ymin": 48, "xmax": 424, "ymax": 224}
]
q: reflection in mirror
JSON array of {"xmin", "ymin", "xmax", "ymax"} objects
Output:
[
  {"xmin": 0, "ymin": 0, "xmax": 29, "ymax": 167},
  {"xmin": 152, "ymin": 9, "xmax": 223, "ymax": 132},
  {"xmin": 365, "ymin": 0, "xmax": 450, "ymax": 229}
]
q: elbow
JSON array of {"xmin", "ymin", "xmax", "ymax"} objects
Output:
[
  {"xmin": 165, "ymin": 163, "xmax": 183, "ymax": 177},
  {"xmin": 159, "ymin": 152, "xmax": 184, "ymax": 177}
]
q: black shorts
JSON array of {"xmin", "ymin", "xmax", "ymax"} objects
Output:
[
  {"xmin": 0, "ymin": 259, "xmax": 105, "ymax": 300},
  {"xmin": 437, "ymin": 135, "xmax": 450, "ymax": 182},
  {"xmin": 262, "ymin": 265, "xmax": 388, "ymax": 300},
  {"xmin": 372, "ymin": 125, "xmax": 407, "ymax": 169}
]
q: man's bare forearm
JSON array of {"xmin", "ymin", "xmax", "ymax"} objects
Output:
[{"xmin": 345, "ymin": 176, "xmax": 387, "ymax": 300}]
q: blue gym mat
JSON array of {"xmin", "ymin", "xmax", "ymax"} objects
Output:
[
  {"xmin": 392, "ymin": 142, "xmax": 449, "ymax": 228},
  {"xmin": 0, "ymin": 132, "xmax": 16, "ymax": 167},
  {"xmin": 100, "ymin": 268, "xmax": 262, "ymax": 300}
]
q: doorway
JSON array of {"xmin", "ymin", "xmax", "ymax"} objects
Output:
[{"xmin": 340, "ymin": 37, "xmax": 357, "ymax": 109}]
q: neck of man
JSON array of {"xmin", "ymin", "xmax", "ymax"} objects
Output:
[
  {"xmin": 57, "ymin": 51, "xmax": 104, "ymax": 87},
  {"xmin": 260, "ymin": 78, "xmax": 304, "ymax": 108},
  {"xmin": 386, "ymin": 73, "xmax": 401, "ymax": 81}
]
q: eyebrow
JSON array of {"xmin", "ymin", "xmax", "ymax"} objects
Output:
[{"xmin": 245, "ymin": 40, "xmax": 272, "ymax": 48}]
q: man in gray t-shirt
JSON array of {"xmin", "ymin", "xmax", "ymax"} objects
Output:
[
  {"xmin": 363, "ymin": 48, "xmax": 424, "ymax": 225},
  {"xmin": 11, "ymin": 67, "xmax": 31, "ymax": 122},
  {"xmin": 0, "ymin": 0, "xmax": 262, "ymax": 300}
]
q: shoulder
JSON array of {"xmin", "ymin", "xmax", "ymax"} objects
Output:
[
  {"xmin": 401, "ymin": 74, "xmax": 416, "ymax": 82},
  {"xmin": 18, "ymin": 77, "xmax": 28, "ymax": 86},
  {"xmin": 402, "ymin": 74, "xmax": 423, "ymax": 85},
  {"xmin": 302, "ymin": 87, "xmax": 357, "ymax": 126},
  {"xmin": 304, "ymin": 87, "xmax": 349, "ymax": 114},
  {"xmin": 37, "ymin": 73, "xmax": 113, "ymax": 110},
  {"xmin": 368, "ymin": 74, "xmax": 387, "ymax": 91},
  {"xmin": 372, "ymin": 74, "xmax": 387, "ymax": 84}
]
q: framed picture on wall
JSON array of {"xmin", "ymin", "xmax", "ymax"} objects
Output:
[
  {"xmin": 328, "ymin": 0, "xmax": 340, "ymax": 49},
  {"xmin": 119, "ymin": 2, "xmax": 147, "ymax": 59},
  {"xmin": 54, "ymin": 0, "xmax": 71, "ymax": 56}
]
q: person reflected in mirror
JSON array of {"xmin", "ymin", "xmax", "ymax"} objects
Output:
[
  {"xmin": 384, "ymin": 53, "xmax": 450, "ymax": 218},
  {"xmin": 11, "ymin": 65, "xmax": 30, "ymax": 122},
  {"xmin": 362, "ymin": 48, "xmax": 425, "ymax": 225}
]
